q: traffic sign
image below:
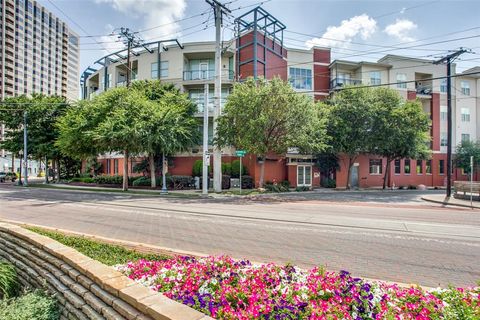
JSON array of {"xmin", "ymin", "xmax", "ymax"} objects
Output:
[{"xmin": 235, "ymin": 150, "xmax": 247, "ymax": 157}]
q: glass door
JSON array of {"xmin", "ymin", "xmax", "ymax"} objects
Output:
[
  {"xmin": 199, "ymin": 62, "xmax": 209, "ymax": 80},
  {"xmin": 297, "ymin": 165, "xmax": 312, "ymax": 187}
]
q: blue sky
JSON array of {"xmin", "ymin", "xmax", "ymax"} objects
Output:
[{"xmin": 42, "ymin": 0, "xmax": 480, "ymax": 75}]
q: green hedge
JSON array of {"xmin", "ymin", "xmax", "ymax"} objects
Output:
[
  {"xmin": 241, "ymin": 175, "xmax": 254, "ymax": 189},
  {"xmin": 70, "ymin": 177, "xmax": 95, "ymax": 183},
  {"xmin": 92, "ymin": 175, "xmax": 139, "ymax": 186},
  {"xmin": 231, "ymin": 160, "xmax": 248, "ymax": 178},
  {"xmin": 321, "ymin": 178, "xmax": 336, "ymax": 188},
  {"xmin": 0, "ymin": 290, "xmax": 59, "ymax": 320},
  {"xmin": 167, "ymin": 175, "xmax": 195, "ymax": 190}
]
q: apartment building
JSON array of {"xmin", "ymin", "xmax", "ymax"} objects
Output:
[
  {"xmin": 0, "ymin": 0, "xmax": 80, "ymax": 174},
  {"xmin": 82, "ymin": 6, "xmax": 479, "ymax": 189}
]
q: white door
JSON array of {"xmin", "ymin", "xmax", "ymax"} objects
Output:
[
  {"xmin": 297, "ymin": 165, "xmax": 312, "ymax": 186},
  {"xmin": 199, "ymin": 62, "xmax": 209, "ymax": 79}
]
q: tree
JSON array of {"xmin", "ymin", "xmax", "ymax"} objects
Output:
[
  {"xmin": 371, "ymin": 89, "xmax": 431, "ymax": 189},
  {"xmin": 455, "ymin": 140, "xmax": 480, "ymax": 176},
  {"xmin": 323, "ymin": 87, "xmax": 377, "ymax": 189},
  {"xmin": 0, "ymin": 94, "xmax": 74, "ymax": 182},
  {"xmin": 216, "ymin": 77, "xmax": 328, "ymax": 187},
  {"xmin": 133, "ymin": 80, "xmax": 199, "ymax": 188}
]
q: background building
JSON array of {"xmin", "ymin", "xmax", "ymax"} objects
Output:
[{"xmin": 0, "ymin": 0, "xmax": 80, "ymax": 175}]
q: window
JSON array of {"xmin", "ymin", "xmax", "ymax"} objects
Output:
[
  {"xmin": 416, "ymin": 160, "xmax": 423, "ymax": 174},
  {"xmin": 114, "ymin": 159, "xmax": 119, "ymax": 174},
  {"xmin": 396, "ymin": 73, "xmax": 407, "ymax": 88},
  {"xmin": 394, "ymin": 159, "xmax": 401, "ymax": 174},
  {"xmin": 404, "ymin": 159, "xmax": 411, "ymax": 174},
  {"xmin": 440, "ymin": 132, "xmax": 448, "ymax": 147},
  {"xmin": 369, "ymin": 71, "xmax": 381, "ymax": 85},
  {"xmin": 426, "ymin": 160, "xmax": 432, "ymax": 174},
  {"xmin": 106, "ymin": 159, "xmax": 110, "ymax": 174},
  {"xmin": 289, "ymin": 68, "xmax": 312, "ymax": 90},
  {"xmin": 151, "ymin": 61, "xmax": 168, "ymax": 79},
  {"xmin": 440, "ymin": 105, "xmax": 447, "ymax": 121},
  {"xmin": 369, "ymin": 159, "xmax": 382, "ymax": 175},
  {"xmin": 440, "ymin": 79, "xmax": 447, "ymax": 93},
  {"xmin": 337, "ymin": 72, "xmax": 351, "ymax": 85},
  {"xmin": 462, "ymin": 133, "xmax": 470, "ymax": 142},
  {"xmin": 461, "ymin": 107, "xmax": 470, "ymax": 122},
  {"xmin": 461, "ymin": 81, "xmax": 470, "ymax": 95}
]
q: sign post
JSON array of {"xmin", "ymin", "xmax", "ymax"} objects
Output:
[{"xmin": 235, "ymin": 150, "xmax": 247, "ymax": 194}]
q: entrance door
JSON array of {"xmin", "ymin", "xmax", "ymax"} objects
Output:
[
  {"xmin": 350, "ymin": 165, "xmax": 359, "ymax": 188},
  {"xmin": 199, "ymin": 62, "xmax": 209, "ymax": 79},
  {"xmin": 297, "ymin": 165, "xmax": 312, "ymax": 187}
]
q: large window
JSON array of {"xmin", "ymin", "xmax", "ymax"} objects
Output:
[
  {"xmin": 404, "ymin": 159, "xmax": 411, "ymax": 174},
  {"xmin": 416, "ymin": 160, "xmax": 423, "ymax": 174},
  {"xmin": 462, "ymin": 133, "xmax": 470, "ymax": 142},
  {"xmin": 461, "ymin": 80, "xmax": 470, "ymax": 95},
  {"xmin": 106, "ymin": 159, "xmax": 111, "ymax": 174},
  {"xmin": 289, "ymin": 68, "xmax": 312, "ymax": 90},
  {"xmin": 114, "ymin": 159, "xmax": 119, "ymax": 175},
  {"xmin": 396, "ymin": 73, "xmax": 407, "ymax": 88},
  {"xmin": 440, "ymin": 132, "xmax": 448, "ymax": 147},
  {"xmin": 369, "ymin": 159, "xmax": 382, "ymax": 175},
  {"xmin": 151, "ymin": 61, "xmax": 168, "ymax": 79},
  {"xmin": 369, "ymin": 71, "xmax": 381, "ymax": 85},
  {"xmin": 440, "ymin": 105, "xmax": 447, "ymax": 121},
  {"xmin": 440, "ymin": 79, "xmax": 447, "ymax": 93},
  {"xmin": 426, "ymin": 160, "xmax": 432, "ymax": 174},
  {"xmin": 461, "ymin": 107, "xmax": 470, "ymax": 122},
  {"xmin": 394, "ymin": 159, "xmax": 401, "ymax": 174},
  {"xmin": 439, "ymin": 159, "xmax": 445, "ymax": 175}
]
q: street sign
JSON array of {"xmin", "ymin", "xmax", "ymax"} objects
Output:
[{"xmin": 235, "ymin": 150, "xmax": 247, "ymax": 157}]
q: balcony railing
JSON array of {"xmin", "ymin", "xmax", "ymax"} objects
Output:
[
  {"xmin": 183, "ymin": 69, "xmax": 234, "ymax": 81},
  {"xmin": 330, "ymin": 78, "xmax": 362, "ymax": 89},
  {"xmin": 416, "ymin": 85, "xmax": 432, "ymax": 95}
]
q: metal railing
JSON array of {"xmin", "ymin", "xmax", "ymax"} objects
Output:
[
  {"xmin": 183, "ymin": 69, "xmax": 234, "ymax": 81},
  {"xmin": 330, "ymin": 78, "xmax": 362, "ymax": 89}
]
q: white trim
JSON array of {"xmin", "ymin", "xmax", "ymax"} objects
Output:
[{"xmin": 313, "ymin": 62, "xmax": 329, "ymax": 66}]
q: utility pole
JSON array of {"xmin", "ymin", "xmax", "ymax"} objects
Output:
[
  {"xmin": 206, "ymin": 0, "xmax": 231, "ymax": 193},
  {"xmin": 434, "ymin": 48, "xmax": 470, "ymax": 197},
  {"xmin": 23, "ymin": 111, "xmax": 28, "ymax": 186},
  {"xmin": 203, "ymin": 83, "xmax": 210, "ymax": 196}
]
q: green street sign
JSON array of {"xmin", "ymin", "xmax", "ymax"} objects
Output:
[{"xmin": 235, "ymin": 150, "xmax": 247, "ymax": 157}]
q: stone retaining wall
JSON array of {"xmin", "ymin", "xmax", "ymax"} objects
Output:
[{"xmin": 0, "ymin": 222, "xmax": 211, "ymax": 320}]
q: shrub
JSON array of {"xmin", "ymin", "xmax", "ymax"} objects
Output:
[
  {"xmin": 408, "ymin": 185, "xmax": 417, "ymax": 190},
  {"xmin": 231, "ymin": 160, "xmax": 248, "ymax": 178},
  {"xmin": 0, "ymin": 261, "xmax": 18, "ymax": 299},
  {"xmin": 167, "ymin": 175, "xmax": 195, "ymax": 190},
  {"xmin": 241, "ymin": 175, "xmax": 254, "ymax": 189},
  {"xmin": 192, "ymin": 160, "xmax": 203, "ymax": 177},
  {"xmin": 93, "ymin": 175, "xmax": 123, "ymax": 185},
  {"xmin": 0, "ymin": 290, "xmax": 59, "ymax": 320},
  {"xmin": 295, "ymin": 186, "xmax": 311, "ymax": 192},
  {"xmin": 222, "ymin": 175, "xmax": 231, "ymax": 189},
  {"xmin": 132, "ymin": 176, "xmax": 162, "ymax": 187},
  {"xmin": 265, "ymin": 180, "xmax": 290, "ymax": 192},
  {"xmin": 70, "ymin": 177, "xmax": 94, "ymax": 183},
  {"xmin": 321, "ymin": 178, "xmax": 336, "ymax": 188},
  {"xmin": 222, "ymin": 163, "xmax": 232, "ymax": 176}
]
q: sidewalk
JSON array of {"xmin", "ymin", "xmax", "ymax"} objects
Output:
[{"xmin": 421, "ymin": 194, "xmax": 480, "ymax": 209}]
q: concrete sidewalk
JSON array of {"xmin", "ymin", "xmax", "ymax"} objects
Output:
[{"xmin": 421, "ymin": 194, "xmax": 480, "ymax": 209}]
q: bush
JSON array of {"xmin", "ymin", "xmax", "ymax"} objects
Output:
[
  {"xmin": 231, "ymin": 160, "xmax": 248, "ymax": 178},
  {"xmin": 192, "ymin": 160, "xmax": 203, "ymax": 177},
  {"xmin": 222, "ymin": 175, "xmax": 231, "ymax": 189},
  {"xmin": 264, "ymin": 180, "xmax": 290, "ymax": 192},
  {"xmin": 222, "ymin": 163, "xmax": 232, "ymax": 176},
  {"xmin": 295, "ymin": 186, "xmax": 310, "ymax": 192},
  {"xmin": 321, "ymin": 178, "xmax": 336, "ymax": 188},
  {"xmin": 0, "ymin": 262, "xmax": 18, "ymax": 299},
  {"xmin": 93, "ymin": 175, "xmax": 123, "ymax": 185},
  {"xmin": 70, "ymin": 177, "xmax": 94, "ymax": 183},
  {"xmin": 167, "ymin": 175, "xmax": 195, "ymax": 190},
  {"xmin": 0, "ymin": 290, "xmax": 59, "ymax": 320},
  {"xmin": 132, "ymin": 176, "xmax": 162, "ymax": 187},
  {"xmin": 408, "ymin": 185, "xmax": 417, "ymax": 190},
  {"xmin": 241, "ymin": 175, "xmax": 254, "ymax": 189}
]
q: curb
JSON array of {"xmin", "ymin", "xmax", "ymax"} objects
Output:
[
  {"xmin": 421, "ymin": 196, "xmax": 480, "ymax": 209},
  {"xmin": 1, "ymin": 219, "xmax": 433, "ymax": 290}
]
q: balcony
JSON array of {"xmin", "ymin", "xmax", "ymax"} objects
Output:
[
  {"xmin": 330, "ymin": 78, "xmax": 362, "ymax": 89},
  {"xmin": 183, "ymin": 69, "xmax": 234, "ymax": 83}
]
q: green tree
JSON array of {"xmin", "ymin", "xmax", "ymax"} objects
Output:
[
  {"xmin": 372, "ymin": 89, "xmax": 431, "ymax": 189},
  {"xmin": 323, "ymin": 87, "xmax": 377, "ymax": 189},
  {"xmin": 216, "ymin": 77, "xmax": 328, "ymax": 187},
  {"xmin": 133, "ymin": 80, "xmax": 199, "ymax": 188},
  {"xmin": 455, "ymin": 140, "xmax": 480, "ymax": 176}
]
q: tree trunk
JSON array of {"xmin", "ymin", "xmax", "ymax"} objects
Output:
[
  {"xmin": 11, "ymin": 154, "xmax": 15, "ymax": 173},
  {"xmin": 45, "ymin": 157, "xmax": 49, "ymax": 184},
  {"xmin": 123, "ymin": 150, "xmax": 129, "ymax": 191},
  {"xmin": 259, "ymin": 156, "xmax": 266, "ymax": 188},
  {"xmin": 56, "ymin": 159, "xmax": 61, "ymax": 182},
  {"xmin": 346, "ymin": 157, "xmax": 352, "ymax": 190},
  {"xmin": 383, "ymin": 159, "xmax": 391, "ymax": 190},
  {"xmin": 149, "ymin": 152, "xmax": 156, "ymax": 188},
  {"xmin": 18, "ymin": 156, "xmax": 22, "ymax": 185}
]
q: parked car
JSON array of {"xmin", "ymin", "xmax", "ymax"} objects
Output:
[{"xmin": 0, "ymin": 172, "xmax": 17, "ymax": 183}]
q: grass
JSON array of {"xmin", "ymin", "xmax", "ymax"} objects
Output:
[
  {"xmin": 0, "ymin": 261, "xmax": 18, "ymax": 299},
  {"xmin": 0, "ymin": 290, "xmax": 59, "ymax": 320},
  {"xmin": 26, "ymin": 183, "xmax": 202, "ymax": 198},
  {"xmin": 27, "ymin": 227, "xmax": 170, "ymax": 266}
]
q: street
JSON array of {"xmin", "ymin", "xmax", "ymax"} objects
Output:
[{"xmin": 1, "ymin": 184, "xmax": 479, "ymax": 287}]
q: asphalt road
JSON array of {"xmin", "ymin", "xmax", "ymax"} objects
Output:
[{"xmin": 1, "ymin": 184, "xmax": 479, "ymax": 287}]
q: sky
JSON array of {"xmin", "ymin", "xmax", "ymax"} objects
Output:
[{"xmin": 40, "ymin": 0, "xmax": 480, "ymax": 76}]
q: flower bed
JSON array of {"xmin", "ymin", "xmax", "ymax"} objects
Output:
[{"xmin": 116, "ymin": 256, "xmax": 480, "ymax": 319}]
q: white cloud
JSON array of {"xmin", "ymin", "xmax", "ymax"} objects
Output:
[
  {"xmin": 306, "ymin": 14, "xmax": 377, "ymax": 48},
  {"xmin": 96, "ymin": 0, "xmax": 186, "ymax": 41},
  {"xmin": 97, "ymin": 24, "xmax": 125, "ymax": 56},
  {"xmin": 384, "ymin": 19, "xmax": 417, "ymax": 42}
]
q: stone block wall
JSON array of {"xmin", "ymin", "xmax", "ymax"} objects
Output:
[{"xmin": 0, "ymin": 223, "xmax": 211, "ymax": 320}]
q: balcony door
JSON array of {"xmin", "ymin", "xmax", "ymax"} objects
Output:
[
  {"xmin": 199, "ymin": 62, "xmax": 209, "ymax": 80},
  {"xmin": 297, "ymin": 165, "xmax": 312, "ymax": 187}
]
